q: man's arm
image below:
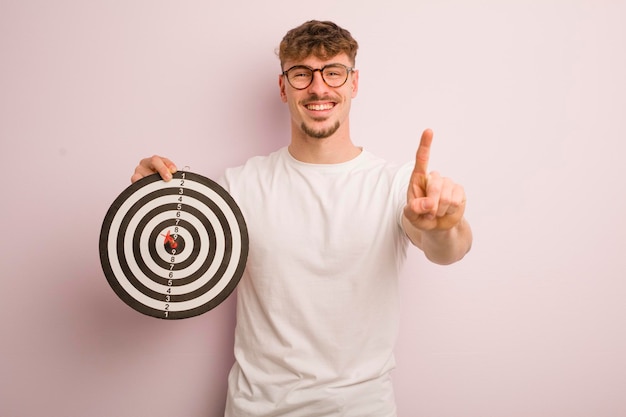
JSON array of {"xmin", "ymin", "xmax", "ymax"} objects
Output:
[{"xmin": 402, "ymin": 129, "xmax": 473, "ymax": 265}]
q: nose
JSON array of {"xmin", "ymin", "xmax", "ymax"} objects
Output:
[{"xmin": 307, "ymin": 69, "xmax": 329, "ymax": 93}]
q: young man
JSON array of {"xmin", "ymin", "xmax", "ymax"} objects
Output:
[{"xmin": 132, "ymin": 20, "xmax": 472, "ymax": 417}]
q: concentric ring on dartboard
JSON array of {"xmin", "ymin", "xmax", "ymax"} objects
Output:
[
  {"xmin": 99, "ymin": 171, "xmax": 248, "ymax": 320},
  {"xmin": 147, "ymin": 219, "xmax": 201, "ymax": 271},
  {"xmin": 130, "ymin": 201, "xmax": 218, "ymax": 284},
  {"xmin": 147, "ymin": 218, "xmax": 201, "ymax": 270}
]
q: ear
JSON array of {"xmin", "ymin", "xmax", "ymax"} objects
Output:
[
  {"xmin": 278, "ymin": 74, "xmax": 288, "ymax": 102},
  {"xmin": 350, "ymin": 69, "xmax": 359, "ymax": 98}
]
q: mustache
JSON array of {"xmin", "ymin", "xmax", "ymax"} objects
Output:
[{"xmin": 302, "ymin": 94, "xmax": 339, "ymax": 104}]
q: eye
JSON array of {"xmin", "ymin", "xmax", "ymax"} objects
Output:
[
  {"xmin": 323, "ymin": 66, "xmax": 346, "ymax": 79},
  {"xmin": 289, "ymin": 67, "xmax": 312, "ymax": 79}
]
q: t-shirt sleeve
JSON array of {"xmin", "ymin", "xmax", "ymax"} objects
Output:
[{"xmin": 393, "ymin": 161, "xmax": 414, "ymax": 229}]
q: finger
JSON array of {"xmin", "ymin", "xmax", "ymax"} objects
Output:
[
  {"xmin": 437, "ymin": 185, "xmax": 466, "ymax": 220},
  {"xmin": 425, "ymin": 170, "xmax": 442, "ymax": 216},
  {"xmin": 130, "ymin": 164, "xmax": 154, "ymax": 183},
  {"xmin": 154, "ymin": 156, "xmax": 177, "ymax": 180},
  {"xmin": 130, "ymin": 155, "xmax": 177, "ymax": 183},
  {"xmin": 435, "ymin": 177, "xmax": 453, "ymax": 218},
  {"xmin": 446, "ymin": 185, "xmax": 467, "ymax": 216},
  {"xmin": 404, "ymin": 196, "xmax": 435, "ymax": 220},
  {"xmin": 130, "ymin": 172, "xmax": 144, "ymax": 183},
  {"xmin": 413, "ymin": 128, "xmax": 433, "ymax": 176}
]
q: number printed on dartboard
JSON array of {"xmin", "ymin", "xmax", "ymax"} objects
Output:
[{"xmin": 163, "ymin": 173, "xmax": 186, "ymax": 318}]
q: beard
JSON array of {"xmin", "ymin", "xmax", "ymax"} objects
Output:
[{"xmin": 300, "ymin": 120, "xmax": 341, "ymax": 139}]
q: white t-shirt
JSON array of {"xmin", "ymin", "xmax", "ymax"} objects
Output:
[{"xmin": 221, "ymin": 147, "xmax": 412, "ymax": 417}]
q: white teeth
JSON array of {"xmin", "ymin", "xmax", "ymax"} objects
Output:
[{"xmin": 306, "ymin": 103, "xmax": 334, "ymax": 111}]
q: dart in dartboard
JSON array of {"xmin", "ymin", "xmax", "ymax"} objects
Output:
[
  {"xmin": 99, "ymin": 171, "xmax": 248, "ymax": 319},
  {"xmin": 162, "ymin": 230, "xmax": 182, "ymax": 252}
]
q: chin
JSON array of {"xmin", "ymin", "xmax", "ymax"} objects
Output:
[{"xmin": 301, "ymin": 121, "xmax": 341, "ymax": 139}]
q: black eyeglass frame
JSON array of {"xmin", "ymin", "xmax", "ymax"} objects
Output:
[{"xmin": 281, "ymin": 63, "xmax": 355, "ymax": 90}]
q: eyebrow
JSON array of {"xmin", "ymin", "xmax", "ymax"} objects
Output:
[{"xmin": 286, "ymin": 63, "xmax": 351, "ymax": 70}]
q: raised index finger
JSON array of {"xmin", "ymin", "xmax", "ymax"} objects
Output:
[{"xmin": 413, "ymin": 128, "xmax": 433, "ymax": 175}]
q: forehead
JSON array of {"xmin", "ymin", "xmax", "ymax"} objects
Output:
[{"xmin": 283, "ymin": 53, "xmax": 352, "ymax": 69}]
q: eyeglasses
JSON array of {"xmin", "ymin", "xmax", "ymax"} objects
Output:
[{"xmin": 282, "ymin": 64, "xmax": 354, "ymax": 90}]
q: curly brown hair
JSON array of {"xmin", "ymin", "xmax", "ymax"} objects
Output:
[{"xmin": 278, "ymin": 20, "xmax": 359, "ymax": 69}]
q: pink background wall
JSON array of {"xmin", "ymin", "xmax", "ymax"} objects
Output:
[{"xmin": 2, "ymin": 1, "xmax": 625, "ymax": 416}]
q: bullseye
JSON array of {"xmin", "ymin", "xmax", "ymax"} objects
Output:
[
  {"xmin": 162, "ymin": 230, "xmax": 182, "ymax": 251},
  {"xmin": 99, "ymin": 171, "xmax": 248, "ymax": 319}
]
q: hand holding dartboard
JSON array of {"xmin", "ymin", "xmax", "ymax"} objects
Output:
[{"xmin": 99, "ymin": 171, "xmax": 248, "ymax": 319}]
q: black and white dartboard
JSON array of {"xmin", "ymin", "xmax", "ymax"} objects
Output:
[{"xmin": 99, "ymin": 171, "xmax": 248, "ymax": 319}]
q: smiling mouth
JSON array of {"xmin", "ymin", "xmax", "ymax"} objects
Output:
[{"xmin": 305, "ymin": 103, "xmax": 335, "ymax": 111}]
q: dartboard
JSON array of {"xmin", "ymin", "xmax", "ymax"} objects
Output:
[{"xmin": 99, "ymin": 171, "xmax": 248, "ymax": 319}]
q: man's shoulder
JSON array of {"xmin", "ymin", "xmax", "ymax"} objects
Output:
[
  {"xmin": 229, "ymin": 147, "xmax": 284, "ymax": 172},
  {"xmin": 357, "ymin": 150, "xmax": 412, "ymax": 176},
  {"xmin": 221, "ymin": 147, "xmax": 286, "ymax": 186}
]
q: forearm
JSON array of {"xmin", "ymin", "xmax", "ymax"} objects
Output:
[{"xmin": 402, "ymin": 215, "xmax": 473, "ymax": 265}]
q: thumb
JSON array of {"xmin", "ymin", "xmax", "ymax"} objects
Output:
[{"xmin": 406, "ymin": 197, "xmax": 435, "ymax": 217}]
